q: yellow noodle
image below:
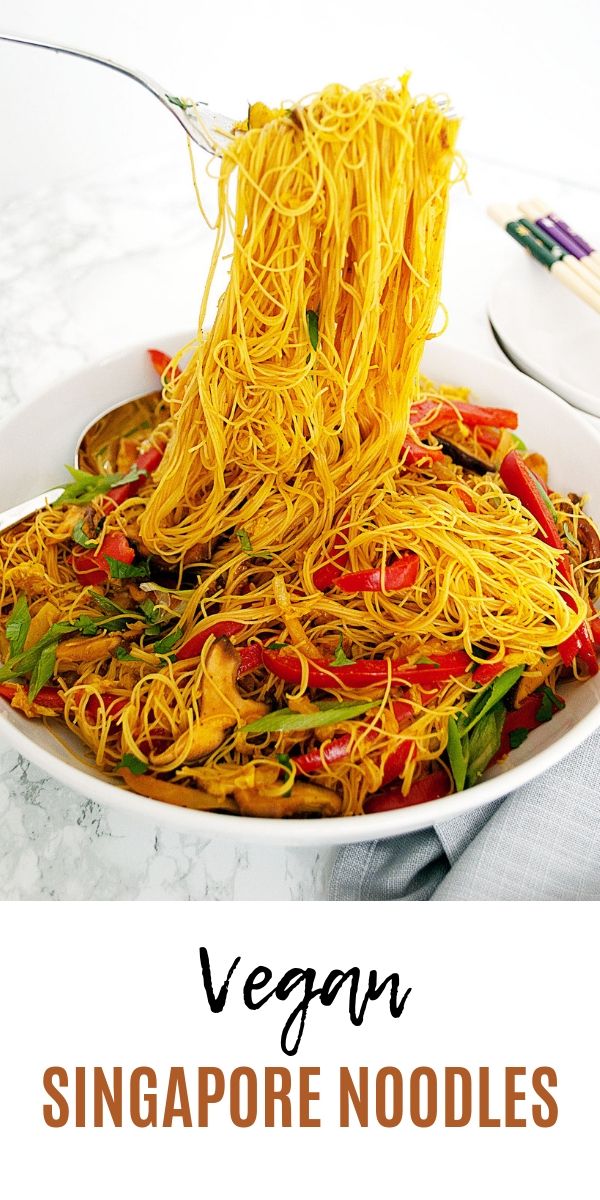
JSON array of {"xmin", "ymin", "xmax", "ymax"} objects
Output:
[{"xmin": 0, "ymin": 77, "xmax": 596, "ymax": 818}]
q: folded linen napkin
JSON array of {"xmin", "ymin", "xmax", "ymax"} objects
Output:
[{"xmin": 329, "ymin": 729, "xmax": 600, "ymax": 901}]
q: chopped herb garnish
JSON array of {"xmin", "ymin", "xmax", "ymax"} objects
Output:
[
  {"xmin": 544, "ymin": 684, "xmax": 565, "ymax": 711},
  {"xmin": 114, "ymin": 646, "xmax": 136, "ymax": 662},
  {"xmin": 117, "ymin": 754, "xmax": 149, "ymax": 775},
  {"xmin": 509, "ymin": 727, "xmax": 529, "ymax": 750},
  {"xmin": 415, "ymin": 655, "xmax": 438, "ymax": 665},
  {"xmin": 536, "ymin": 685, "xmax": 565, "ymax": 724},
  {"xmin": 53, "ymin": 464, "xmax": 147, "ymax": 507},
  {"xmin": 332, "ymin": 636, "xmax": 354, "ymax": 667},
  {"xmin": 105, "ymin": 556, "xmax": 151, "ymax": 581},
  {"xmin": 74, "ymin": 614, "xmax": 101, "ymax": 637},
  {"xmin": 6, "ymin": 595, "xmax": 31, "ymax": 658},
  {"xmin": 166, "ymin": 93, "xmax": 194, "ymax": 111},
  {"xmin": 276, "ymin": 752, "xmax": 295, "ymax": 796},
  {"xmin": 140, "ymin": 600, "xmax": 159, "ymax": 621},
  {"xmin": 152, "ymin": 629, "xmax": 183, "ymax": 655},
  {"xmin": 306, "ymin": 309, "xmax": 319, "ymax": 352},
  {"xmin": 72, "ymin": 519, "xmax": 98, "ymax": 549},
  {"xmin": 235, "ymin": 529, "xmax": 272, "ymax": 560}
]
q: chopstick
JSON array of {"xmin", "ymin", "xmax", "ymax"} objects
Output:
[
  {"xmin": 488, "ymin": 204, "xmax": 600, "ymax": 315},
  {"xmin": 518, "ymin": 198, "xmax": 600, "ymax": 281}
]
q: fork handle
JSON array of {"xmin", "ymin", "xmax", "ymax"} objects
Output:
[
  {"xmin": 0, "ymin": 32, "xmax": 167, "ymax": 101},
  {"xmin": 0, "ymin": 32, "xmax": 216, "ymax": 152},
  {"xmin": 0, "ymin": 489, "xmax": 63, "ymax": 536}
]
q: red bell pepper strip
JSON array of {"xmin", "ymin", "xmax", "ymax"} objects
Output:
[
  {"xmin": 589, "ymin": 616, "xmax": 600, "ymax": 647},
  {"xmin": 313, "ymin": 525, "xmax": 350, "ymax": 591},
  {"xmin": 471, "ymin": 660, "xmax": 507, "ymax": 686},
  {"xmin": 262, "ymin": 646, "xmax": 471, "ymax": 691},
  {"xmin": 500, "ymin": 451, "xmax": 598, "ymax": 675},
  {"xmin": 0, "ymin": 682, "xmax": 64, "ymax": 711},
  {"xmin": 105, "ymin": 445, "xmax": 164, "ymax": 508},
  {"xmin": 294, "ymin": 733, "xmax": 353, "ymax": 775},
  {"xmin": 293, "ymin": 712, "xmax": 413, "ymax": 781},
  {"xmin": 175, "ymin": 621, "xmax": 247, "ymax": 660},
  {"xmin": 556, "ymin": 623, "xmax": 598, "ymax": 676},
  {"xmin": 84, "ymin": 693, "xmax": 128, "ymax": 722},
  {"xmin": 381, "ymin": 739, "xmax": 412, "ymax": 786},
  {"xmin": 72, "ymin": 531, "xmax": 136, "ymax": 586},
  {"xmin": 363, "ymin": 769, "xmax": 450, "ymax": 814},
  {"xmin": 401, "ymin": 438, "xmax": 444, "ymax": 467},
  {"xmin": 175, "ymin": 625, "xmax": 262, "ymax": 679},
  {"xmin": 411, "ymin": 399, "xmax": 518, "ymax": 435},
  {"xmin": 474, "ymin": 428, "xmax": 502, "ymax": 452},
  {"xmin": 500, "ymin": 450, "xmax": 563, "ymax": 552},
  {"xmin": 148, "ymin": 348, "xmax": 180, "ymax": 379},
  {"xmin": 237, "ymin": 644, "xmax": 263, "ymax": 677},
  {"xmin": 456, "ymin": 487, "xmax": 477, "ymax": 513},
  {"xmin": 391, "ymin": 698, "xmax": 414, "ymax": 724},
  {"xmin": 294, "ymin": 735, "xmax": 410, "ymax": 781},
  {"xmin": 334, "ymin": 552, "xmax": 419, "ymax": 594}
]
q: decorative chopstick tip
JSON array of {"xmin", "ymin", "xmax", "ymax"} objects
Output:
[
  {"xmin": 487, "ymin": 203, "xmax": 520, "ymax": 228},
  {"xmin": 517, "ymin": 198, "xmax": 546, "ymax": 220}
]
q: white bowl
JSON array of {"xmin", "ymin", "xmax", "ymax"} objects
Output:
[
  {"xmin": 1, "ymin": 335, "xmax": 600, "ymax": 846},
  {"xmin": 488, "ymin": 255, "xmax": 600, "ymax": 421}
]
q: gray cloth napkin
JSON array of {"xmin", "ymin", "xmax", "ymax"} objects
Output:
[{"xmin": 329, "ymin": 728, "xmax": 600, "ymax": 901}]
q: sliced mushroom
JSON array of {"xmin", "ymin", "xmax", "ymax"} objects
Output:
[
  {"xmin": 56, "ymin": 634, "xmax": 121, "ymax": 668},
  {"xmin": 436, "ymin": 435, "xmax": 492, "ymax": 475},
  {"xmin": 150, "ymin": 638, "xmax": 268, "ymax": 767},
  {"xmin": 578, "ymin": 516, "xmax": 600, "ymax": 574},
  {"xmin": 234, "ymin": 780, "xmax": 342, "ymax": 819},
  {"xmin": 118, "ymin": 767, "xmax": 237, "ymax": 812}
]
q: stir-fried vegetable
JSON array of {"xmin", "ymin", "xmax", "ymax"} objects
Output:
[
  {"xmin": 1, "ymin": 349, "xmax": 599, "ymax": 822},
  {"xmin": 412, "ymin": 398, "xmax": 518, "ymax": 434},
  {"xmin": 262, "ymin": 645, "xmax": 471, "ymax": 691},
  {"xmin": 500, "ymin": 450, "xmax": 598, "ymax": 676},
  {"xmin": 364, "ymin": 769, "xmax": 451, "ymax": 813},
  {"xmin": 72, "ymin": 531, "xmax": 136, "ymax": 586},
  {"xmin": 446, "ymin": 665, "xmax": 525, "ymax": 791},
  {"xmin": 333, "ymin": 552, "xmax": 419, "ymax": 594},
  {"xmin": 242, "ymin": 697, "xmax": 378, "ymax": 735}
]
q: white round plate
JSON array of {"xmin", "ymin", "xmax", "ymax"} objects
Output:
[
  {"xmin": 1, "ymin": 335, "xmax": 600, "ymax": 846},
  {"xmin": 488, "ymin": 255, "xmax": 600, "ymax": 420}
]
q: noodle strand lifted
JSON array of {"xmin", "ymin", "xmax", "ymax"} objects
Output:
[
  {"xmin": 140, "ymin": 80, "xmax": 460, "ymax": 560},
  {"xmin": 1, "ymin": 77, "xmax": 598, "ymax": 819}
]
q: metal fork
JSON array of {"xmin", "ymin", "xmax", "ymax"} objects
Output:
[{"xmin": 0, "ymin": 33, "xmax": 235, "ymax": 155}]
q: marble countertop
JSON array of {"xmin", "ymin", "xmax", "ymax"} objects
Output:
[{"xmin": 1, "ymin": 149, "xmax": 598, "ymax": 899}]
